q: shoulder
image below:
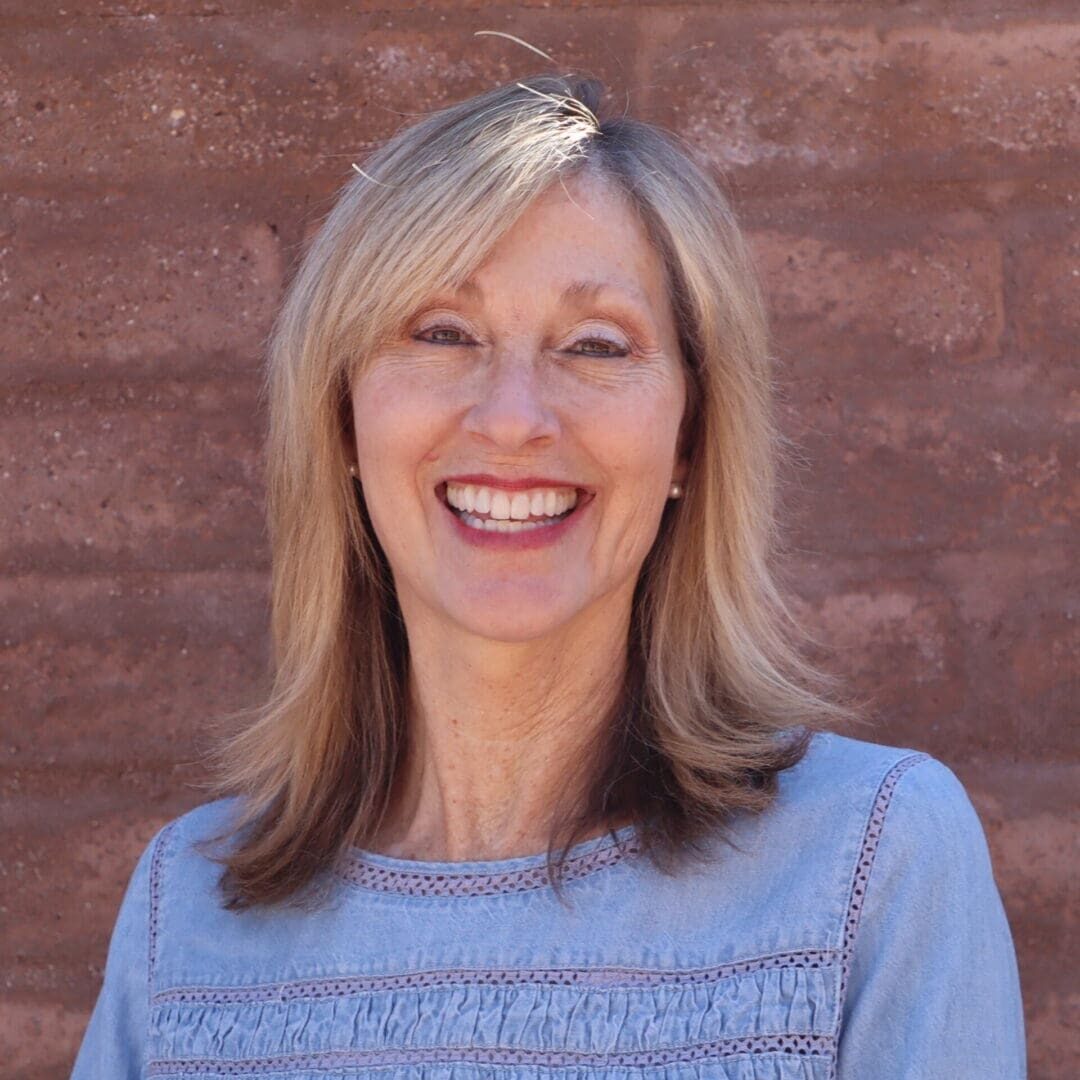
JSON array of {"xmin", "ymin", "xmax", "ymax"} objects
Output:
[
  {"xmin": 148, "ymin": 795, "xmax": 245, "ymax": 868},
  {"xmin": 777, "ymin": 731, "xmax": 1000, "ymax": 929},
  {"xmin": 756, "ymin": 731, "xmax": 992, "ymax": 929},
  {"xmin": 778, "ymin": 728, "xmax": 974, "ymax": 838},
  {"xmin": 155, "ymin": 794, "xmax": 245, "ymax": 853},
  {"xmin": 141, "ymin": 796, "xmax": 321, "ymax": 993},
  {"xmin": 806, "ymin": 733, "xmax": 997, "ymax": 898},
  {"xmin": 141, "ymin": 795, "xmax": 247, "ymax": 916}
]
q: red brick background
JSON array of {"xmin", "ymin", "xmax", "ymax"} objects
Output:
[{"xmin": 1, "ymin": 4, "xmax": 1076, "ymax": 1075}]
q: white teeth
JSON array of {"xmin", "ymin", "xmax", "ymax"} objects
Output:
[
  {"xmin": 443, "ymin": 482, "xmax": 580, "ymax": 521},
  {"xmin": 459, "ymin": 511, "xmax": 549, "ymax": 533},
  {"xmin": 509, "ymin": 493, "xmax": 531, "ymax": 520}
]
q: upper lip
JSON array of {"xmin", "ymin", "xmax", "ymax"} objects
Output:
[{"xmin": 440, "ymin": 473, "xmax": 589, "ymax": 493}]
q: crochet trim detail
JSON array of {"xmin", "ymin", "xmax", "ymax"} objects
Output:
[
  {"xmin": 146, "ymin": 1032, "xmax": 835, "ymax": 1074},
  {"xmin": 147, "ymin": 820, "xmax": 177, "ymax": 1004},
  {"xmin": 829, "ymin": 751, "xmax": 929, "ymax": 1079},
  {"xmin": 152, "ymin": 947, "xmax": 838, "ymax": 1005},
  {"xmin": 336, "ymin": 827, "xmax": 640, "ymax": 897}
]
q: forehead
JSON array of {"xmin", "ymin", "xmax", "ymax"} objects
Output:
[
  {"xmin": 444, "ymin": 169, "xmax": 672, "ymax": 312},
  {"xmin": 452, "ymin": 275, "xmax": 655, "ymax": 311}
]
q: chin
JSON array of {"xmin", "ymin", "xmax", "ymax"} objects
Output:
[{"xmin": 451, "ymin": 598, "xmax": 582, "ymax": 644}]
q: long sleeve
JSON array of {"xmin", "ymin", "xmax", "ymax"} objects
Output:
[
  {"xmin": 836, "ymin": 755, "xmax": 1027, "ymax": 1078},
  {"xmin": 70, "ymin": 826, "xmax": 163, "ymax": 1079}
]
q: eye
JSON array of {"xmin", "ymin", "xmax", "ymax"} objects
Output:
[
  {"xmin": 570, "ymin": 336, "xmax": 629, "ymax": 359},
  {"xmin": 414, "ymin": 324, "xmax": 471, "ymax": 346},
  {"xmin": 412, "ymin": 323, "xmax": 630, "ymax": 357}
]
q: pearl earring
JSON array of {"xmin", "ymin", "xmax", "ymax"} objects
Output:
[
  {"xmin": 348, "ymin": 464, "xmax": 358, "ymax": 477},
  {"xmin": 669, "ymin": 481, "xmax": 684, "ymax": 499}
]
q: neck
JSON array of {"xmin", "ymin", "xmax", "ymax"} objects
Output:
[{"xmin": 368, "ymin": 592, "xmax": 632, "ymax": 862}]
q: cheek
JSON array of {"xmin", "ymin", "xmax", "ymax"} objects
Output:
[
  {"xmin": 575, "ymin": 381, "xmax": 683, "ymax": 560},
  {"xmin": 352, "ymin": 377, "xmax": 446, "ymax": 477},
  {"xmin": 575, "ymin": 380, "xmax": 684, "ymax": 481}
]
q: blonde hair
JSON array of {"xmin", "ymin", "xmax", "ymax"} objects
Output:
[{"xmin": 200, "ymin": 73, "xmax": 863, "ymax": 909}]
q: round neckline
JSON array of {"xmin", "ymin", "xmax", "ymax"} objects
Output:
[{"xmin": 338, "ymin": 822, "xmax": 641, "ymax": 897}]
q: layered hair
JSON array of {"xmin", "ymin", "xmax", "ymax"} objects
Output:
[{"xmin": 202, "ymin": 72, "xmax": 863, "ymax": 910}]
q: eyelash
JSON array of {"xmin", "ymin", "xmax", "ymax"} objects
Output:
[{"xmin": 413, "ymin": 325, "xmax": 630, "ymax": 359}]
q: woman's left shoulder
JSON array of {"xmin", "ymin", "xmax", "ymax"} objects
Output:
[
  {"xmin": 781, "ymin": 728, "xmax": 977, "ymax": 827},
  {"xmin": 775, "ymin": 729, "xmax": 1000, "ymax": 898}
]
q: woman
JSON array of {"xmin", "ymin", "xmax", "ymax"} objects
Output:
[{"xmin": 72, "ymin": 74, "xmax": 1026, "ymax": 1078}]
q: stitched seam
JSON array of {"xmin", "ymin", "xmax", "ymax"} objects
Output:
[
  {"xmin": 145, "ymin": 1032, "xmax": 836, "ymax": 1073},
  {"xmin": 829, "ymin": 751, "xmax": 929, "ymax": 1080},
  {"xmin": 151, "ymin": 947, "xmax": 839, "ymax": 1005}
]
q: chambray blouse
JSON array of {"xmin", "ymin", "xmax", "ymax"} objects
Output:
[{"xmin": 71, "ymin": 731, "xmax": 1027, "ymax": 1079}]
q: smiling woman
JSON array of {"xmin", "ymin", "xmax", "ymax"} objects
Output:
[
  {"xmin": 71, "ymin": 73, "xmax": 1026, "ymax": 1079},
  {"xmin": 348, "ymin": 171, "xmax": 689, "ymax": 651}
]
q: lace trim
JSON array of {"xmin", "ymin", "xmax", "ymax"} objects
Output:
[
  {"xmin": 337, "ymin": 827, "xmax": 641, "ymax": 897},
  {"xmin": 829, "ymin": 751, "xmax": 929, "ymax": 1079},
  {"xmin": 152, "ymin": 947, "xmax": 838, "ymax": 1005},
  {"xmin": 146, "ymin": 1032, "xmax": 834, "ymax": 1074},
  {"xmin": 148, "ymin": 820, "xmax": 177, "ymax": 1005}
]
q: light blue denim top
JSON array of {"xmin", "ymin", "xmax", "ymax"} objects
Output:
[{"xmin": 72, "ymin": 731, "xmax": 1026, "ymax": 1078}]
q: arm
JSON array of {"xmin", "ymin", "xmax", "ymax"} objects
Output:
[
  {"xmin": 836, "ymin": 755, "xmax": 1027, "ymax": 1079},
  {"xmin": 69, "ymin": 824, "xmax": 168, "ymax": 1079}
]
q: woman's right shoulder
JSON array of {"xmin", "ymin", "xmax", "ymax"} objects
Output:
[
  {"xmin": 138, "ymin": 795, "xmax": 322, "ymax": 991},
  {"xmin": 137, "ymin": 795, "xmax": 247, "ymax": 912},
  {"xmin": 155, "ymin": 794, "xmax": 246, "ymax": 845}
]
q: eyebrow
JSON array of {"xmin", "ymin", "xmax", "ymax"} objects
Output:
[{"xmin": 456, "ymin": 276, "xmax": 651, "ymax": 308}]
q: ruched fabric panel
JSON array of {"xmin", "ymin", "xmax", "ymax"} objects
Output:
[{"xmin": 147, "ymin": 965, "xmax": 835, "ymax": 1077}]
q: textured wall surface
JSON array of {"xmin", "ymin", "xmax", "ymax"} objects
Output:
[{"xmin": 1, "ymin": 2, "xmax": 1076, "ymax": 1076}]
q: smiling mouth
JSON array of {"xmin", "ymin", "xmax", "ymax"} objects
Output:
[{"xmin": 436, "ymin": 481, "xmax": 588, "ymax": 533}]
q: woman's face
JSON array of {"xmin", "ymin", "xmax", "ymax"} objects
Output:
[{"xmin": 348, "ymin": 168, "xmax": 688, "ymax": 644}]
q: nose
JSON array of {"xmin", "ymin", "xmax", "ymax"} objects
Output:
[{"xmin": 462, "ymin": 352, "xmax": 560, "ymax": 451}]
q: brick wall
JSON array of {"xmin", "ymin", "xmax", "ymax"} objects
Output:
[{"xmin": 1, "ymin": 4, "xmax": 1075, "ymax": 1075}]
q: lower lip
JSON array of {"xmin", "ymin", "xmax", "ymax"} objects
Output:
[{"xmin": 440, "ymin": 493, "xmax": 590, "ymax": 550}]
